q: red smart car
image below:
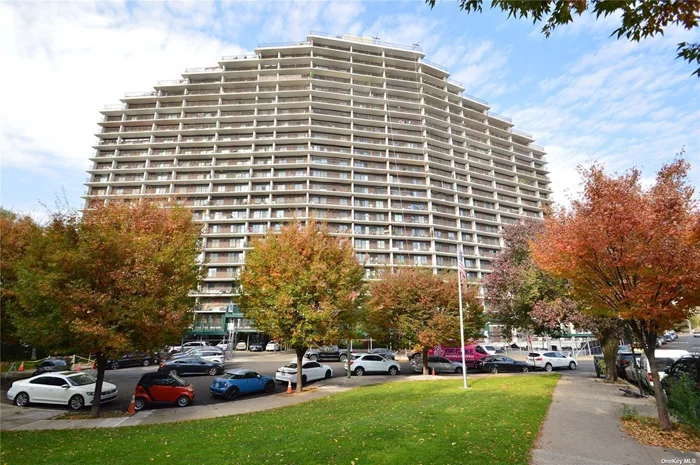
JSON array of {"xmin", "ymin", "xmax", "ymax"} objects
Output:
[{"xmin": 133, "ymin": 372, "xmax": 194, "ymax": 410}]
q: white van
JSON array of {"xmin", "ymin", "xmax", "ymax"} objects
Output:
[{"xmin": 625, "ymin": 349, "xmax": 690, "ymax": 390}]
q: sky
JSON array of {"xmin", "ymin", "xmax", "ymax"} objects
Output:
[{"xmin": 1, "ymin": 0, "xmax": 698, "ymax": 219}]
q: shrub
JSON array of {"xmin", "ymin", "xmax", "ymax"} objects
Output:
[
  {"xmin": 620, "ymin": 404, "xmax": 639, "ymax": 421},
  {"xmin": 666, "ymin": 374, "xmax": 700, "ymax": 431}
]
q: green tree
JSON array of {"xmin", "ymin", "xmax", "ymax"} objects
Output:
[
  {"xmin": 238, "ymin": 219, "xmax": 365, "ymax": 392},
  {"xmin": 366, "ymin": 268, "xmax": 484, "ymax": 375},
  {"xmin": 0, "ymin": 209, "xmax": 41, "ymax": 348},
  {"xmin": 11, "ymin": 201, "xmax": 203, "ymax": 417},
  {"xmin": 426, "ymin": 0, "xmax": 700, "ymax": 76}
]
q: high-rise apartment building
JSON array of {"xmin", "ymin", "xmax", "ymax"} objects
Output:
[{"xmin": 85, "ymin": 32, "xmax": 551, "ymax": 342}]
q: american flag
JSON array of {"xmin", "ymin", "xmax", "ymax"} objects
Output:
[{"xmin": 457, "ymin": 247, "xmax": 467, "ymax": 283}]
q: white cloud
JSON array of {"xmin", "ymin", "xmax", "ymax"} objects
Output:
[{"xmin": 0, "ymin": 1, "xmax": 245, "ymax": 173}]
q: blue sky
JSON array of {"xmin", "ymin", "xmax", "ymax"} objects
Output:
[{"xmin": 1, "ymin": 1, "xmax": 698, "ymax": 219}]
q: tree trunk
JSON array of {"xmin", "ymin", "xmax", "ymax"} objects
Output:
[
  {"xmin": 601, "ymin": 329, "xmax": 619, "ymax": 383},
  {"xmin": 422, "ymin": 347, "xmax": 429, "ymax": 375},
  {"xmin": 295, "ymin": 347, "xmax": 306, "ymax": 394},
  {"xmin": 90, "ymin": 353, "xmax": 107, "ymax": 418},
  {"xmin": 642, "ymin": 343, "xmax": 673, "ymax": 431}
]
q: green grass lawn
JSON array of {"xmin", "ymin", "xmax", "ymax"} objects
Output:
[{"xmin": 1, "ymin": 374, "xmax": 559, "ymax": 465}]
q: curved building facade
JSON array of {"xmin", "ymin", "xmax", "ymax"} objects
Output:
[{"xmin": 85, "ymin": 32, "xmax": 551, "ymax": 340}]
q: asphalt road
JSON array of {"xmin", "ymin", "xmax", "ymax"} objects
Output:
[{"xmin": 2, "ymin": 350, "xmax": 595, "ymax": 413}]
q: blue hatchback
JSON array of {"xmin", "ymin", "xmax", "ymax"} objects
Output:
[{"xmin": 210, "ymin": 369, "xmax": 276, "ymax": 400}]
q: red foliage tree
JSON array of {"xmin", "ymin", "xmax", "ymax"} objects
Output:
[{"xmin": 533, "ymin": 160, "xmax": 700, "ymax": 430}]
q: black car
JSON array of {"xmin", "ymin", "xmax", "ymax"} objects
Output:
[
  {"xmin": 479, "ymin": 356, "xmax": 530, "ymax": 374},
  {"xmin": 249, "ymin": 343, "xmax": 264, "ymax": 352},
  {"xmin": 33, "ymin": 358, "xmax": 70, "ymax": 376},
  {"xmin": 158, "ymin": 357, "xmax": 225, "ymax": 376},
  {"xmin": 661, "ymin": 356, "xmax": 700, "ymax": 397},
  {"xmin": 107, "ymin": 352, "xmax": 157, "ymax": 370},
  {"xmin": 369, "ymin": 348, "xmax": 396, "ymax": 360}
]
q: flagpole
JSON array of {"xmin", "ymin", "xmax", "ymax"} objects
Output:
[{"xmin": 457, "ymin": 247, "xmax": 468, "ymax": 389}]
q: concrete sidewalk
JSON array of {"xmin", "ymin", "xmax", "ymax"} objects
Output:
[{"xmin": 531, "ymin": 375, "xmax": 700, "ymax": 465}]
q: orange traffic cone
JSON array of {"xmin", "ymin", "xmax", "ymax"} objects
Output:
[
  {"xmin": 286, "ymin": 380, "xmax": 293, "ymax": 394},
  {"xmin": 127, "ymin": 394, "xmax": 136, "ymax": 416},
  {"xmin": 76, "ymin": 365, "xmax": 82, "ymax": 372},
  {"xmin": 18, "ymin": 362, "xmax": 24, "ymax": 372},
  {"xmin": 432, "ymin": 367, "xmax": 436, "ymax": 376}
]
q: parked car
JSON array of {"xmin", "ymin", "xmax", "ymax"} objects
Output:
[
  {"xmin": 133, "ymin": 372, "xmax": 194, "ymax": 410},
  {"xmin": 266, "ymin": 341, "xmax": 281, "ymax": 352},
  {"xmin": 661, "ymin": 355, "xmax": 700, "ymax": 397},
  {"xmin": 8, "ymin": 371, "xmax": 118, "ymax": 410},
  {"xmin": 663, "ymin": 331, "xmax": 678, "ymax": 341},
  {"xmin": 168, "ymin": 341, "xmax": 208, "ymax": 354},
  {"xmin": 158, "ymin": 357, "xmax": 225, "ymax": 376},
  {"xmin": 693, "ymin": 330, "xmax": 700, "ymax": 338},
  {"xmin": 345, "ymin": 353, "xmax": 401, "ymax": 376},
  {"xmin": 173, "ymin": 347, "xmax": 224, "ymax": 364},
  {"xmin": 235, "ymin": 342, "xmax": 247, "ymax": 351},
  {"xmin": 625, "ymin": 350, "xmax": 690, "ymax": 390},
  {"xmin": 107, "ymin": 352, "xmax": 156, "ymax": 370},
  {"xmin": 426, "ymin": 344, "xmax": 493, "ymax": 367},
  {"xmin": 410, "ymin": 356, "xmax": 464, "ymax": 374},
  {"xmin": 369, "ymin": 348, "xmax": 396, "ymax": 360},
  {"xmin": 33, "ymin": 358, "xmax": 71, "ymax": 376},
  {"xmin": 275, "ymin": 360, "xmax": 332, "ymax": 385},
  {"xmin": 249, "ymin": 343, "xmax": 264, "ymax": 352},
  {"xmin": 478, "ymin": 356, "xmax": 530, "ymax": 373},
  {"xmin": 305, "ymin": 346, "xmax": 350, "ymax": 362},
  {"xmin": 210, "ymin": 369, "xmax": 275, "ymax": 400},
  {"xmin": 526, "ymin": 352, "xmax": 577, "ymax": 372},
  {"xmin": 593, "ymin": 350, "xmax": 637, "ymax": 379}
]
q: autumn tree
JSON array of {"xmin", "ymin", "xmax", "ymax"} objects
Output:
[
  {"xmin": 426, "ymin": 0, "xmax": 700, "ymax": 76},
  {"xmin": 238, "ymin": 219, "xmax": 365, "ymax": 392},
  {"xmin": 11, "ymin": 201, "xmax": 203, "ymax": 417},
  {"xmin": 366, "ymin": 268, "xmax": 484, "ymax": 375},
  {"xmin": 484, "ymin": 220, "xmax": 626, "ymax": 381},
  {"xmin": 533, "ymin": 160, "xmax": 700, "ymax": 430},
  {"xmin": 0, "ymin": 209, "xmax": 41, "ymax": 350}
]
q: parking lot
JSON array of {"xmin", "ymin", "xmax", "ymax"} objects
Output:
[{"xmin": 1, "ymin": 349, "xmax": 596, "ymax": 413}]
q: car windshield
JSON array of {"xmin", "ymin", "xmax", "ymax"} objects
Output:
[
  {"xmin": 67, "ymin": 373, "xmax": 96, "ymax": 386},
  {"xmin": 485, "ymin": 346, "xmax": 496, "ymax": 351},
  {"xmin": 170, "ymin": 373, "xmax": 187, "ymax": 385},
  {"xmin": 222, "ymin": 372, "xmax": 245, "ymax": 379},
  {"xmin": 283, "ymin": 363, "xmax": 297, "ymax": 369}
]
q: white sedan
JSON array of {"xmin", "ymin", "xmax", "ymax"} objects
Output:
[
  {"xmin": 344, "ymin": 353, "xmax": 401, "ymax": 376},
  {"xmin": 7, "ymin": 371, "xmax": 118, "ymax": 410},
  {"xmin": 526, "ymin": 351, "xmax": 577, "ymax": 371},
  {"xmin": 275, "ymin": 360, "xmax": 333, "ymax": 385},
  {"xmin": 266, "ymin": 341, "xmax": 281, "ymax": 352}
]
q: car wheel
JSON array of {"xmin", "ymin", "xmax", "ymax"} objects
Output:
[
  {"xmin": 455, "ymin": 367, "xmax": 463, "ymax": 374},
  {"xmin": 13, "ymin": 392, "xmax": 29, "ymax": 407},
  {"xmin": 325, "ymin": 370, "xmax": 332, "ymax": 379},
  {"xmin": 545, "ymin": 363, "xmax": 553, "ymax": 372},
  {"xmin": 207, "ymin": 367, "xmax": 217, "ymax": 376},
  {"xmin": 301, "ymin": 375, "xmax": 307, "ymax": 385},
  {"xmin": 412, "ymin": 353, "xmax": 422, "ymax": 361},
  {"xmin": 490, "ymin": 366, "xmax": 498, "ymax": 374},
  {"xmin": 176, "ymin": 395, "xmax": 191, "ymax": 407},
  {"xmin": 309, "ymin": 354, "xmax": 318, "ymax": 361},
  {"xmin": 521, "ymin": 366, "xmax": 529, "ymax": 373},
  {"xmin": 388, "ymin": 366, "xmax": 399, "ymax": 376},
  {"xmin": 264, "ymin": 381, "xmax": 275, "ymax": 393},
  {"xmin": 142, "ymin": 359, "xmax": 150, "ymax": 367},
  {"xmin": 69, "ymin": 394, "xmax": 85, "ymax": 410},
  {"xmin": 134, "ymin": 397, "xmax": 147, "ymax": 411},
  {"xmin": 339, "ymin": 354, "xmax": 347, "ymax": 362},
  {"xmin": 226, "ymin": 387, "xmax": 239, "ymax": 400},
  {"xmin": 354, "ymin": 367, "xmax": 365, "ymax": 376},
  {"xmin": 169, "ymin": 369, "xmax": 178, "ymax": 376},
  {"xmin": 111, "ymin": 361, "xmax": 119, "ymax": 370},
  {"xmin": 569, "ymin": 361, "xmax": 577, "ymax": 370}
]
